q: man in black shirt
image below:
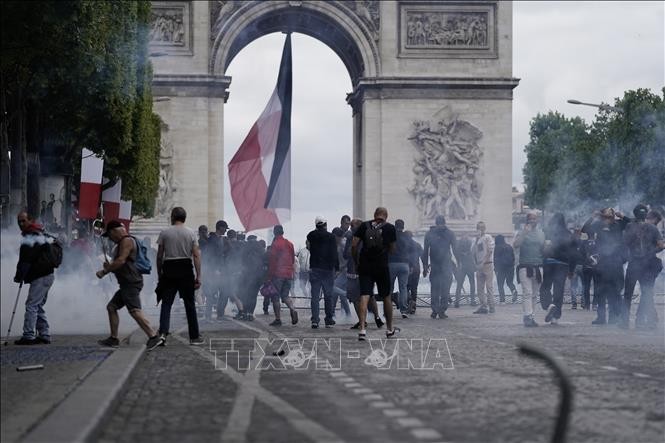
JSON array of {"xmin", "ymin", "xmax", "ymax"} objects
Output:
[
  {"xmin": 422, "ymin": 215, "xmax": 457, "ymax": 319},
  {"xmin": 352, "ymin": 207, "xmax": 400, "ymax": 341},
  {"xmin": 306, "ymin": 216, "xmax": 339, "ymax": 328},
  {"xmin": 621, "ymin": 204, "xmax": 664, "ymax": 329}
]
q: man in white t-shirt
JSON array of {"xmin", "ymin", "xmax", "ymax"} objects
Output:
[{"xmin": 156, "ymin": 207, "xmax": 204, "ymax": 345}]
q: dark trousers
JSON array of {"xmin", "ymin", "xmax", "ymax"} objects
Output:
[
  {"xmin": 581, "ymin": 267, "xmax": 596, "ymax": 309},
  {"xmin": 539, "ymin": 263, "xmax": 568, "ymax": 318},
  {"xmin": 455, "ymin": 268, "xmax": 476, "ymax": 303},
  {"xmin": 310, "ymin": 268, "xmax": 335, "ymax": 324},
  {"xmin": 623, "ymin": 259, "xmax": 658, "ymax": 325},
  {"xmin": 595, "ymin": 262, "xmax": 624, "ymax": 322},
  {"xmin": 407, "ymin": 267, "xmax": 420, "ymax": 312},
  {"xmin": 158, "ymin": 259, "xmax": 200, "ymax": 340},
  {"xmin": 495, "ymin": 266, "xmax": 517, "ymax": 302},
  {"xmin": 242, "ymin": 274, "xmax": 262, "ymax": 315},
  {"xmin": 430, "ymin": 268, "xmax": 453, "ymax": 314}
]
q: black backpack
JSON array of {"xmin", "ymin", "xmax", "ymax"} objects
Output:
[
  {"xmin": 44, "ymin": 235, "xmax": 63, "ymax": 269},
  {"xmin": 364, "ymin": 222, "xmax": 385, "ymax": 252}
]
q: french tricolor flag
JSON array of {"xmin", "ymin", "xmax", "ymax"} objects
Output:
[
  {"xmin": 78, "ymin": 148, "xmax": 104, "ymax": 219},
  {"xmin": 229, "ymin": 34, "xmax": 292, "ymax": 232}
]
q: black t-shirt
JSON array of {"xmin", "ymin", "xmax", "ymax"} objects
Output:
[{"xmin": 354, "ymin": 220, "xmax": 397, "ymax": 268}]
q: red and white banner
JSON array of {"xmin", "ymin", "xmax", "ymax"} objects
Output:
[
  {"xmin": 102, "ymin": 178, "xmax": 121, "ymax": 225},
  {"xmin": 119, "ymin": 200, "xmax": 132, "ymax": 232},
  {"xmin": 78, "ymin": 148, "xmax": 104, "ymax": 219}
]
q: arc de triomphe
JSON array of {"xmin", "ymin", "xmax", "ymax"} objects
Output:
[{"xmin": 147, "ymin": 0, "xmax": 518, "ymax": 235}]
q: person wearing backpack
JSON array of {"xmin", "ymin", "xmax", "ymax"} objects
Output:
[
  {"xmin": 13, "ymin": 211, "xmax": 58, "ymax": 345},
  {"xmin": 351, "ymin": 207, "xmax": 400, "ymax": 341},
  {"xmin": 95, "ymin": 220, "xmax": 164, "ymax": 350}
]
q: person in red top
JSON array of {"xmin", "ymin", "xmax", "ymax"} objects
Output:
[{"xmin": 267, "ymin": 225, "xmax": 299, "ymax": 326}]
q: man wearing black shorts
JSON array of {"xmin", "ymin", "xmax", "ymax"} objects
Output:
[
  {"xmin": 96, "ymin": 220, "xmax": 163, "ymax": 350},
  {"xmin": 352, "ymin": 207, "xmax": 400, "ymax": 341}
]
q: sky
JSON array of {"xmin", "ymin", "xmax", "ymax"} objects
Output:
[{"xmin": 222, "ymin": 1, "xmax": 664, "ymax": 245}]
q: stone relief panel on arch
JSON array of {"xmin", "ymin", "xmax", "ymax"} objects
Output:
[
  {"xmin": 399, "ymin": 1, "xmax": 497, "ymax": 58},
  {"xmin": 408, "ymin": 107, "xmax": 484, "ymax": 223},
  {"xmin": 156, "ymin": 125, "xmax": 179, "ymax": 217},
  {"xmin": 149, "ymin": 1, "xmax": 193, "ymax": 55},
  {"xmin": 210, "ymin": 1, "xmax": 251, "ymax": 39}
]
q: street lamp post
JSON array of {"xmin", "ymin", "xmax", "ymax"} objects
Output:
[{"xmin": 567, "ymin": 99, "xmax": 623, "ymax": 113}]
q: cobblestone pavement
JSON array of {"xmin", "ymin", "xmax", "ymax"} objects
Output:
[
  {"xmin": 1, "ymin": 336, "xmax": 112, "ymax": 442},
  {"xmin": 93, "ymin": 303, "xmax": 665, "ymax": 443}
]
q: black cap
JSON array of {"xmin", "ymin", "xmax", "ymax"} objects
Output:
[
  {"xmin": 633, "ymin": 204, "xmax": 648, "ymax": 220},
  {"xmin": 102, "ymin": 220, "xmax": 123, "ymax": 237}
]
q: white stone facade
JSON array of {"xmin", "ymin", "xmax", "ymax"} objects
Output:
[{"xmin": 148, "ymin": 0, "xmax": 518, "ymax": 235}]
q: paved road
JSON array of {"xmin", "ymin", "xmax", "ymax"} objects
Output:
[{"xmin": 93, "ymin": 303, "xmax": 665, "ymax": 443}]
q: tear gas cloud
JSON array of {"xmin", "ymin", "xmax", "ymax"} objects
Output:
[{"xmin": 1, "ymin": 229, "xmax": 139, "ymax": 336}]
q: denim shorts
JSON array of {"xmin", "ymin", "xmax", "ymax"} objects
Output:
[{"xmin": 109, "ymin": 284, "xmax": 143, "ymax": 311}]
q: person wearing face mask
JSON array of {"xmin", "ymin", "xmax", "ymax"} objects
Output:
[
  {"xmin": 581, "ymin": 208, "xmax": 630, "ymax": 325},
  {"xmin": 514, "ymin": 212, "xmax": 545, "ymax": 327},
  {"xmin": 472, "ymin": 221, "xmax": 495, "ymax": 314}
]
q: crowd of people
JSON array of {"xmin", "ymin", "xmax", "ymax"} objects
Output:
[{"xmin": 9, "ymin": 202, "xmax": 664, "ymax": 348}]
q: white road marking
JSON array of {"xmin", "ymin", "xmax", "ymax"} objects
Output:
[
  {"xmin": 632, "ymin": 372, "xmax": 651, "ymax": 378},
  {"xmin": 179, "ymin": 324, "xmax": 344, "ymax": 443},
  {"xmin": 601, "ymin": 366, "xmax": 618, "ymax": 371}
]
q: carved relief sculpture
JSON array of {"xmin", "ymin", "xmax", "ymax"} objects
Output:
[
  {"xmin": 149, "ymin": 2, "xmax": 192, "ymax": 54},
  {"xmin": 156, "ymin": 125, "xmax": 178, "ymax": 217},
  {"xmin": 211, "ymin": 1, "xmax": 246, "ymax": 38},
  {"xmin": 352, "ymin": 1, "xmax": 380, "ymax": 41},
  {"xmin": 408, "ymin": 108, "xmax": 484, "ymax": 222},
  {"xmin": 150, "ymin": 10, "xmax": 185, "ymax": 45},
  {"xmin": 406, "ymin": 11, "xmax": 488, "ymax": 48}
]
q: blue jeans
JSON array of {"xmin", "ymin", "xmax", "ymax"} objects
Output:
[
  {"xmin": 23, "ymin": 274, "xmax": 54, "ymax": 340},
  {"xmin": 389, "ymin": 262, "xmax": 410, "ymax": 313},
  {"xmin": 332, "ymin": 273, "xmax": 351, "ymax": 316},
  {"xmin": 310, "ymin": 268, "xmax": 335, "ymax": 324}
]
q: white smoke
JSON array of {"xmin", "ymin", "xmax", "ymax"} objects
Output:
[{"xmin": 1, "ymin": 230, "xmax": 142, "ymax": 337}]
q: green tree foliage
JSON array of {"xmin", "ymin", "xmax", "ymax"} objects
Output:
[
  {"xmin": 1, "ymin": 0, "xmax": 161, "ymax": 219},
  {"xmin": 523, "ymin": 88, "xmax": 665, "ymax": 214}
]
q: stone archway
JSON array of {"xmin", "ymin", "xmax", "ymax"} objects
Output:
[{"xmin": 147, "ymin": 0, "xmax": 518, "ymax": 237}]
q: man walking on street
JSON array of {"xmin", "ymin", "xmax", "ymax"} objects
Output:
[
  {"xmin": 156, "ymin": 207, "xmax": 204, "ymax": 345},
  {"xmin": 454, "ymin": 233, "xmax": 476, "ymax": 307},
  {"xmin": 307, "ymin": 216, "xmax": 339, "ymax": 328},
  {"xmin": 389, "ymin": 219, "xmax": 412, "ymax": 319},
  {"xmin": 266, "ymin": 225, "xmax": 299, "ymax": 326},
  {"xmin": 405, "ymin": 231, "xmax": 423, "ymax": 314},
  {"xmin": 494, "ymin": 235, "xmax": 518, "ymax": 304},
  {"xmin": 206, "ymin": 220, "xmax": 228, "ymax": 320},
  {"xmin": 473, "ymin": 221, "xmax": 495, "ymax": 314},
  {"xmin": 352, "ymin": 207, "xmax": 400, "ymax": 341},
  {"xmin": 514, "ymin": 212, "xmax": 545, "ymax": 327},
  {"xmin": 13, "ymin": 211, "xmax": 56, "ymax": 345},
  {"xmin": 422, "ymin": 215, "xmax": 457, "ymax": 319},
  {"xmin": 621, "ymin": 205, "xmax": 664, "ymax": 329},
  {"xmin": 96, "ymin": 220, "xmax": 163, "ymax": 350}
]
